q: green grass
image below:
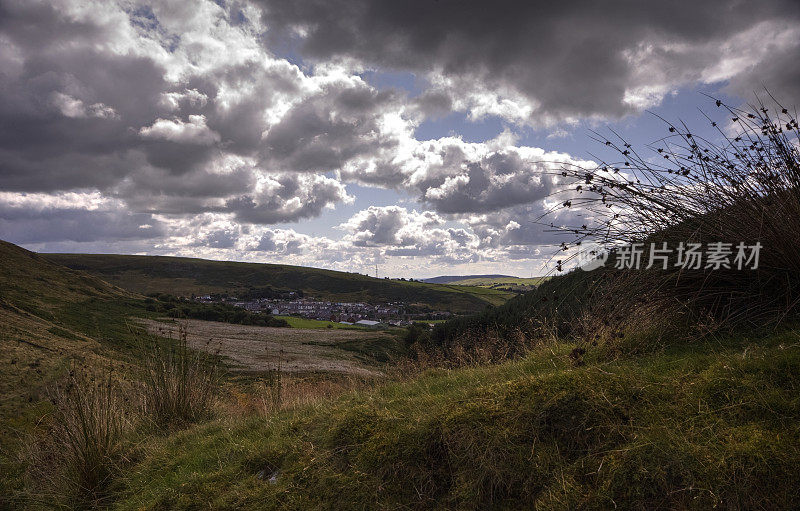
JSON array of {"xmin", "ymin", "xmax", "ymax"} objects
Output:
[
  {"xmin": 445, "ymin": 276, "xmax": 549, "ymax": 287},
  {"xmin": 5, "ymin": 239, "xmax": 800, "ymax": 509},
  {"xmin": 42, "ymin": 253, "xmax": 512, "ymax": 313},
  {"xmin": 0, "ymin": 240, "xmax": 178, "ymax": 505},
  {"xmin": 273, "ymin": 316, "xmax": 370, "ymax": 330},
  {"xmin": 109, "ymin": 328, "xmax": 800, "ymax": 510},
  {"xmin": 438, "ymin": 283, "xmax": 516, "ymax": 305}
]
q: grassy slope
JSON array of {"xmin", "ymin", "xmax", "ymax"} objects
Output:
[
  {"xmin": 43, "ymin": 253, "xmax": 512, "ymax": 312},
  {"xmin": 0, "ymin": 241, "xmax": 138, "ymax": 412},
  {"xmin": 446, "ymin": 276, "xmax": 548, "ymax": 287},
  {"xmin": 0, "ymin": 241, "xmax": 152, "ymax": 499},
  {"xmin": 112, "ymin": 329, "xmax": 800, "ymax": 510}
]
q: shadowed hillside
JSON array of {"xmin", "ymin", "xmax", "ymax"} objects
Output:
[
  {"xmin": 42, "ymin": 253, "xmax": 512, "ymax": 312},
  {"xmin": 0, "ymin": 239, "xmax": 149, "ymax": 404},
  {"xmin": 421, "ymin": 274, "xmax": 513, "ymax": 284},
  {"xmin": 0, "ymin": 240, "xmax": 135, "ymax": 405},
  {"xmin": 0, "ymin": 241, "xmax": 144, "ymax": 499}
]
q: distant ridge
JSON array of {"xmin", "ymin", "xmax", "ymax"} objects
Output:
[
  {"xmin": 41, "ymin": 253, "xmax": 514, "ymax": 312},
  {"xmin": 422, "ymin": 274, "xmax": 514, "ymax": 284}
]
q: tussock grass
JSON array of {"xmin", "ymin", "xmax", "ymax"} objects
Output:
[
  {"xmin": 24, "ymin": 370, "xmax": 129, "ymax": 509},
  {"xmin": 138, "ymin": 322, "xmax": 220, "ymax": 429},
  {"xmin": 433, "ymin": 95, "xmax": 800, "ymax": 360},
  {"xmin": 552, "ymin": 94, "xmax": 800, "ymax": 334},
  {"xmin": 16, "ymin": 323, "xmax": 223, "ymax": 508}
]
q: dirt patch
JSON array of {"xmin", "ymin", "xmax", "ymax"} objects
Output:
[{"xmin": 138, "ymin": 318, "xmax": 394, "ymax": 376}]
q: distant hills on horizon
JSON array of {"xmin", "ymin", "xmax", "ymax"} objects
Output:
[
  {"xmin": 39, "ymin": 250, "xmax": 515, "ymax": 313},
  {"xmin": 421, "ymin": 274, "xmax": 516, "ymax": 284}
]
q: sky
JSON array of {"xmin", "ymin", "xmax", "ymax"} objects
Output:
[{"xmin": 0, "ymin": 0, "xmax": 799, "ymax": 278}]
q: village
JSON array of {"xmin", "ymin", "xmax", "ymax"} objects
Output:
[{"xmin": 193, "ymin": 295, "xmax": 453, "ymax": 328}]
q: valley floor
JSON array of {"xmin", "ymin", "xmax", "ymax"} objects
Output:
[{"xmin": 138, "ymin": 318, "xmax": 397, "ymax": 376}]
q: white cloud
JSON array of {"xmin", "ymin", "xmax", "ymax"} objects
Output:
[
  {"xmin": 140, "ymin": 115, "xmax": 220, "ymax": 145},
  {"xmin": 9, "ymin": 0, "xmax": 793, "ymax": 275}
]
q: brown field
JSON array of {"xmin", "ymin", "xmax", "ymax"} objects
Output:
[{"xmin": 138, "ymin": 318, "xmax": 395, "ymax": 376}]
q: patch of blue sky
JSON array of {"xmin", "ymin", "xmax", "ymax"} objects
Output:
[
  {"xmin": 414, "ymin": 111, "xmax": 506, "ymax": 143},
  {"xmin": 360, "ymin": 70, "xmax": 425, "ymax": 96},
  {"xmin": 518, "ymin": 83, "xmax": 741, "ymax": 160}
]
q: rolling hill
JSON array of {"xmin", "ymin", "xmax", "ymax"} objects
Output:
[
  {"xmin": 0, "ymin": 240, "xmax": 135, "ymax": 394},
  {"xmin": 421, "ymin": 274, "xmax": 514, "ymax": 284},
  {"xmin": 440, "ymin": 276, "xmax": 548, "ymax": 287},
  {"xmin": 423, "ymin": 274, "xmax": 549, "ymax": 295},
  {"xmin": 0, "ymin": 240, "xmax": 146, "ymax": 496},
  {"xmin": 42, "ymin": 253, "xmax": 514, "ymax": 312}
]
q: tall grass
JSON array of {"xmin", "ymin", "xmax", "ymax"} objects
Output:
[
  {"xmin": 25, "ymin": 370, "xmax": 127, "ymax": 508},
  {"xmin": 139, "ymin": 322, "xmax": 220, "ymax": 428},
  {"xmin": 550, "ymin": 93, "xmax": 800, "ymax": 334},
  {"xmin": 403, "ymin": 327, "xmax": 534, "ymax": 371}
]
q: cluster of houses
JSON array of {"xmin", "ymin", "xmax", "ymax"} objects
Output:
[
  {"xmin": 267, "ymin": 298, "xmax": 402, "ymax": 321},
  {"xmin": 192, "ymin": 296, "xmax": 441, "ymax": 327}
]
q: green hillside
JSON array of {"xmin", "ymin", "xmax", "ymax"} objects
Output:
[
  {"xmin": 0, "ymin": 241, "xmax": 130, "ymax": 314},
  {"xmin": 0, "ymin": 241, "xmax": 148, "ymax": 499},
  {"xmin": 445, "ymin": 276, "xmax": 548, "ymax": 287},
  {"xmin": 0, "ymin": 240, "xmax": 138, "ymax": 406},
  {"xmin": 3, "ymin": 245, "xmax": 800, "ymax": 509},
  {"xmin": 42, "ymin": 253, "xmax": 513, "ymax": 312},
  {"xmin": 110, "ymin": 327, "xmax": 800, "ymax": 509}
]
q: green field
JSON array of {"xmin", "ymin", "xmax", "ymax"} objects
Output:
[
  {"xmin": 0, "ymin": 240, "xmax": 406, "ymax": 503},
  {"xmin": 42, "ymin": 253, "xmax": 514, "ymax": 313},
  {"xmin": 273, "ymin": 315, "xmax": 371, "ymax": 330},
  {"xmin": 445, "ymin": 276, "xmax": 548, "ymax": 287},
  {"xmin": 427, "ymin": 275, "xmax": 550, "ymax": 294}
]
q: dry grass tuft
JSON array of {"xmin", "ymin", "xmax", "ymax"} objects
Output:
[
  {"xmin": 24, "ymin": 369, "xmax": 129, "ymax": 508},
  {"xmin": 138, "ymin": 322, "xmax": 220, "ymax": 429},
  {"xmin": 548, "ymin": 93, "xmax": 800, "ymax": 335}
]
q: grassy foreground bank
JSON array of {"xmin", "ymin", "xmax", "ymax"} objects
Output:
[{"xmin": 110, "ymin": 328, "xmax": 800, "ymax": 510}]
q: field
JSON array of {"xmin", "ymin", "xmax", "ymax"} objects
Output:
[
  {"xmin": 4, "ymin": 237, "xmax": 800, "ymax": 509},
  {"xmin": 138, "ymin": 318, "xmax": 401, "ymax": 376},
  {"xmin": 425, "ymin": 275, "xmax": 550, "ymax": 294},
  {"xmin": 445, "ymin": 276, "xmax": 548, "ymax": 287},
  {"xmin": 272, "ymin": 316, "xmax": 370, "ymax": 330}
]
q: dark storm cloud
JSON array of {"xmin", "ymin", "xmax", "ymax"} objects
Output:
[
  {"xmin": 116, "ymin": 165, "xmax": 256, "ymax": 215},
  {"xmin": 256, "ymin": 230, "xmax": 306, "ymax": 255},
  {"xmin": 0, "ymin": 0, "xmax": 359, "ymax": 230},
  {"xmin": 341, "ymin": 206, "xmax": 440, "ymax": 247},
  {"xmin": 259, "ymin": 0, "xmax": 800, "ymax": 121},
  {"xmin": 194, "ymin": 228, "xmax": 238, "ymax": 249},
  {"xmin": 3, "ymin": 0, "xmax": 795, "ymax": 269},
  {"xmin": 0, "ymin": 0, "xmax": 181, "ymax": 192},
  {"xmin": 339, "ymin": 205, "xmax": 480, "ymax": 262}
]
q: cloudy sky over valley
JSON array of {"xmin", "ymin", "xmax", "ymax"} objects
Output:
[{"xmin": 1, "ymin": 0, "xmax": 798, "ymax": 277}]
